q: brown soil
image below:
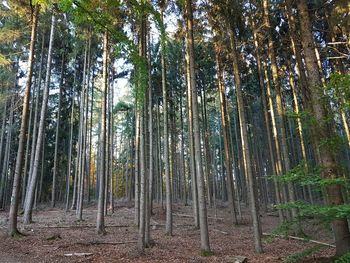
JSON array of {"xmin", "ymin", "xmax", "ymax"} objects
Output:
[{"xmin": 0, "ymin": 202, "xmax": 336, "ymax": 262}]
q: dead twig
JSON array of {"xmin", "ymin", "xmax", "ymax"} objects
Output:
[
  {"xmin": 174, "ymin": 213, "xmax": 224, "ymax": 220},
  {"xmin": 64, "ymin": 253, "xmax": 93, "ymax": 257},
  {"xmin": 262, "ymin": 232, "xmax": 336, "ymax": 248},
  {"xmin": 42, "ymin": 224, "xmax": 132, "ymax": 229},
  {"xmin": 76, "ymin": 240, "xmax": 137, "ymax": 246}
]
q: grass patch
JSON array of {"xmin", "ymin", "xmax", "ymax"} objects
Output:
[
  {"xmin": 201, "ymin": 250, "xmax": 214, "ymax": 257},
  {"xmin": 283, "ymin": 245, "xmax": 322, "ymax": 263}
]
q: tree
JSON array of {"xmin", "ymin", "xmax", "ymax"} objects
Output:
[
  {"xmin": 296, "ymin": 0, "xmax": 350, "ymax": 256},
  {"xmin": 185, "ymin": 0, "xmax": 210, "ymax": 253},
  {"xmin": 23, "ymin": 12, "xmax": 56, "ymax": 225},
  {"xmin": 96, "ymin": 30, "xmax": 108, "ymax": 235},
  {"xmin": 8, "ymin": 5, "xmax": 39, "ymax": 236}
]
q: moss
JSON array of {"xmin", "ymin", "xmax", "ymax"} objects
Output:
[
  {"xmin": 200, "ymin": 250, "xmax": 214, "ymax": 257},
  {"xmin": 9, "ymin": 229, "xmax": 25, "ymax": 239}
]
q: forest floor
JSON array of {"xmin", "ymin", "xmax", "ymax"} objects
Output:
[{"xmin": 0, "ymin": 201, "xmax": 336, "ymax": 263}]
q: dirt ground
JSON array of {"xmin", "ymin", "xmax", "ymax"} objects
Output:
[{"xmin": 0, "ymin": 201, "xmax": 336, "ymax": 263}]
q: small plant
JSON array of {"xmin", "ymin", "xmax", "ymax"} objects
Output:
[
  {"xmin": 200, "ymin": 250, "xmax": 214, "ymax": 257},
  {"xmin": 333, "ymin": 252, "xmax": 350, "ymax": 263},
  {"xmin": 283, "ymin": 245, "xmax": 322, "ymax": 263}
]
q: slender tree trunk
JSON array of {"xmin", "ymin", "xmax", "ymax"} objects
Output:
[
  {"xmin": 214, "ymin": 45, "xmax": 238, "ymax": 225},
  {"xmin": 66, "ymin": 91, "xmax": 75, "ymax": 211},
  {"xmin": 263, "ymin": 0, "xmax": 297, "ymax": 219},
  {"xmin": 0, "ymin": 100, "xmax": 8, "ymax": 203},
  {"xmin": 145, "ymin": 30, "xmax": 153, "ymax": 246},
  {"xmin": 285, "ymin": 0, "xmax": 309, "ymax": 103},
  {"xmin": 52, "ymin": 54, "xmax": 65, "ymax": 208},
  {"xmin": 0, "ymin": 97, "xmax": 14, "ymax": 209},
  {"xmin": 251, "ymin": 19, "xmax": 283, "ymax": 218},
  {"xmin": 23, "ymin": 13, "xmax": 55, "ymax": 224},
  {"xmin": 134, "ymin": 108, "xmax": 140, "ymax": 226},
  {"xmin": 8, "ymin": 6, "xmax": 39, "ymax": 235},
  {"xmin": 229, "ymin": 29, "xmax": 263, "ymax": 253},
  {"xmin": 160, "ymin": 7, "xmax": 173, "ymax": 236},
  {"xmin": 22, "ymin": 79, "xmax": 35, "ymax": 208},
  {"xmin": 26, "ymin": 31, "xmax": 45, "ymax": 207},
  {"xmin": 96, "ymin": 30, "xmax": 108, "ymax": 235},
  {"xmin": 76, "ymin": 41, "xmax": 89, "ymax": 220},
  {"xmin": 186, "ymin": 0, "xmax": 210, "ymax": 252},
  {"xmin": 108, "ymin": 69, "xmax": 114, "ymax": 213}
]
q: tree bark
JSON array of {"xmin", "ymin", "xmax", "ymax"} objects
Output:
[
  {"xmin": 52, "ymin": 54, "xmax": 65, "ymax": 208},
  {"xmin": 8, "ymin": 6, "xmax": 39, "ymax": 235},
  {"xmin": 296, "ymin": 0, "xmax": 350, "ymax": 256},
  {"xmin": 23, "ymin": 13, "xmax": 55, "ymax": 225},
  {"xmin": 186, "ymin": 0, "xmax": 210, "ymax": 253},
  {"xmin": 229, "ymin": 29, "xmax": 263, "ymax": 253},
  {"xmin": 160, "ymin": 7, "xmax": 173, "ymax": 236},
  {"xmin": 96, "ymin": 30, "xmax": 108, "ymax": 235}
]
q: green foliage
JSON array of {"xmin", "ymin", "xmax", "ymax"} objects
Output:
[
  {"xmin": 58, "ymin": 0, "xmax": 166, "ymax": 109},
  {"xmin": 333, "ymin": 252, "xmax": 350, "ymax": 263},
  {"xmin": 270, "ymin": 161, "xmax": 350, "ymax": 190},
  {"xmin": 265, "ymin": 221, "xmax": 295, "ymax": 242},
  {"xmin": 285, "ymin": 110, "xmax": 316, "ymax": 129},
  {"xmin": 283, "ymin": 245, "xmax": 322, "ymax": 263},
  {"xmin": 319, "ymin": 135, "xmax": 347, "ymax": 154},
  {"xmin": 327, "ymin": 73, "xmax": 350, "ymax": 109},
  {"xmin": 276, "ymin": 202, "xmax": 350, "ymax": 223},
  {"xmin": 200, "ymin": 250, "xmax": 214, "ymax": 257},
  {"xmin": 114, "ymin": 101, "xmax": 132, "ymax": 113}
]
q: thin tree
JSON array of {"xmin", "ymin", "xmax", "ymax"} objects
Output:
[
  {"xmin": 159, "ymin": 1, "xmax": 173, "ymax": 236},
  {"xmin": 8, "ymin": 5, "xmax": 39, "ymax": 236},
  {"xmin": 96, "ymin": 30, "xmax": 108, "ymax": 235},
  {"xmin": 23, "ymin": 13, "xmax": 56, "ymax": 224},
  {"xmin": 185, "ymin": 0, "xmax": 210, "ymax": 253}
]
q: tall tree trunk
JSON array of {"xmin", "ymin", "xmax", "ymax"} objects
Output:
[
  {"xmin": 66, "ymin": 89, "xmax": 75, "ymax": 211},
  {"xmin": 0, "ymin": 96, "xmax": 14, "ymax": 208},
  {"xmin": 285, "ymin": 0, "xmax": 309, "ymax": 104},
  {"xmin": 134, "ymin": 108, "xmax": 140, "ymax": 226},
  {"xmin": 76, "ymin": 41, "xmax": 89, "ymax": 220},
  {"xmin": 52, "ymin": 54, "xmax": 65, "ymax": 208},
  {"xmin": 186, "ymin": 0, "xmax": 210, "ymax": 253},
  {"xmin": 229, "ymin": 30, "xmax": 263, "ymax": 253},
  {"xmin": 296, "ymin": 0, "xmax": 350, "ymax": 255},
  {"xmin": 23, "ymin": 13, "xmax": 55, "ymax": 224},
  {"xmin": 96, "ymin": 30, "xmax": 108, "ymax": 235},
  {"xmin": 0, "ymin": 100, "xmax": 8, "ymax": 202},
  {"xmin": 8, "ymin": 6, "xmax": 39, "ymax": 235},
  {"xmin": 184, "ymin": 24, "xmax": 199, "ymax": 231},
  {"xmin": 145, "ymin": 29, "xmax": 153, "ymax": 246},
  {"xmin": 160, "ymin": 7, "xmax": 173, "ymax": 236},
  {"xmin": 263, "ymin": 0, "xmax": 297, "ymax": 219},
  {"xmin": 214, "ymin": 45, "xmax": 237, "ymax": 225},
  {"xmin": 251, "ymin": 18, "xmax": 283, "ymax": 219},
  {"xmin": 108, "ymin": 67, "xmax": 114, "ymax": 213},
  {"xmin": 26, "ymin": 31, "xmax": 45, "ymax": 207}
]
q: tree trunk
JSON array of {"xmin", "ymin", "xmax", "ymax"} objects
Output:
[
  {"xmin": 96, "ymin": 30, "xmax": 108, "ymax": 235},
  {"xmin": 52, "ymin": 54, "xmax": 65, "ymax": 208},
  {"xmin": 23, "ymin": 13, "xmax": 55, "ymax": 224},
  {"xmin": 296, "ymin": 0, "xmax": 350, "ymax": 256},
  {"xmin": 8, "ymin": 6, "xmax": 39, "ymax": 235},
  {"xmin": 66, "ymin": 89, "xmax": 75, "ymax": 211},
  {"xmin": 229, "ymin": 30, "xmax": 263, "ymax": 253},
  {"xmin": 186, "ymin": 0, "xmax": 210, "ymax": 253},
  {"xmin": 250, "ymin": 15, "xmax": 283, "ymax": 218},
  {"xmin": 214, "ymin": 45, "xmax": 238, "ymax": 225},
  {"xmin": 160, "ymin": 7, "xmax": 173, "ymax": 236},
  {"xmin": 263, "ymin": 0, "xmax": 297, "ymax": 219}
]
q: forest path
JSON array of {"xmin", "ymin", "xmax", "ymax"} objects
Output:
[{"xmin": 0, "ymin": 202, "xmax": 335, "ymax": 262}]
